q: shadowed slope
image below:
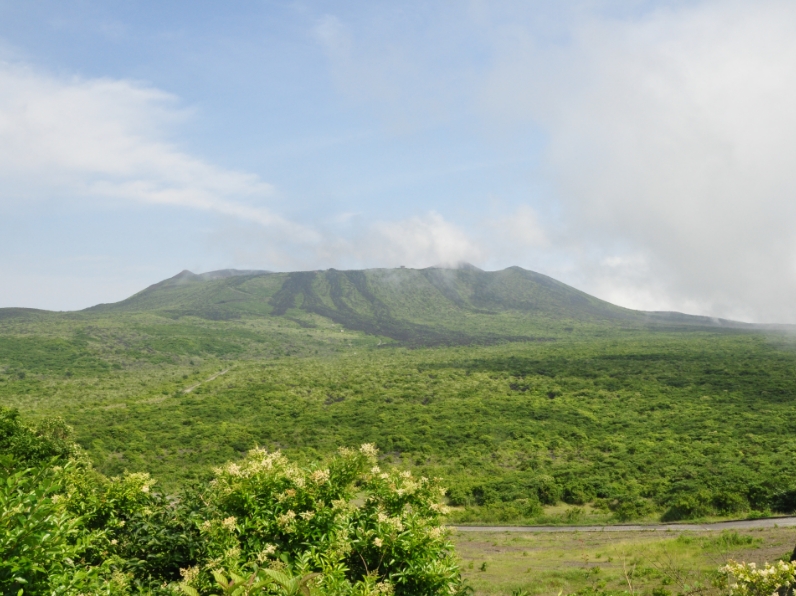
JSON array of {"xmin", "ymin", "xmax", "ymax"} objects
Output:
[{"xmin": 70, "ymin": 266, "xmax": 746, "ymax": 345}]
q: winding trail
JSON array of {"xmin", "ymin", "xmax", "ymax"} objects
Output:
[
  {"xmin": 182, "ymin": 369, "xmax": 229, "ymax": 394},
  {"xmin": 453, "ymin": 516, "xmax": 796, "ymax": 533}
]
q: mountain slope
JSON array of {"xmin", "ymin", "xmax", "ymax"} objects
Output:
[{"xmin": 79, "ymin": 266, "xmax": 742, "ymax": 346}]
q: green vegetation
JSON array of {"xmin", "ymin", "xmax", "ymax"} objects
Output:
[
  {"xmin": 453, "ymin": 527, "xmax": 796, "ymax": 596},
  {"xmin": 6, "ymin": 327, "xmax": 796, "ymax": 523},
  {"xmin": 1, "ymin": 410, "xmax": 462, "ymax": 595},
  {"xmin": 81, "ymin": 267, "xmax": 743, "ymax": 344},
  {"xmin": 2, "ymin": 266, "xmax": 796, "ymax": 526},
  {"xmin": 6, "ymin": 266, "xmax": 796, "ymax": 593}
]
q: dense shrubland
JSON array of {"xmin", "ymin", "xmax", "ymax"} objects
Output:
[
  {"xmin": 8, "ymin": 271, "xmax": 796, "ymax": 592},
  {"xmin": 8, "ymin": 407, "xmax": 796, "ymax": 596},
  {"xmin": 5, "ymin": 309, "xmax": 796, "ymax": 525},
  {"xmin": 0, "ymin": 408, "xmax": 463, "ymax": 595}
]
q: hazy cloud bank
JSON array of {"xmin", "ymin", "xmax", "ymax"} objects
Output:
[
  {"xmin": 483, "ymin": 0, "xmax": 796, "ymax": 322},
  {"xmin": 313, "ymin": 1, "xmax": 796, "ymax": 322}
]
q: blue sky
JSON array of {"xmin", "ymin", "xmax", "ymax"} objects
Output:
[{"xmin": 2, "ymin": 1, "xmax": 796, "ymax": 323}]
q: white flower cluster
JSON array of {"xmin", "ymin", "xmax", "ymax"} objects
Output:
[
  {"xmin": 125, "ymin": 472, "xmax": 155, "ymax": 494},
  {"xmin": 331, "ymin": 498, "xmax": 349, "ymax": 510},
  {"xmin": 429, "ymin": 502, "xmax": 451, "ymax": 515},
  {"xmin": 221, "ymin": 516, "xmax": 237, "ymax": 531},
  {"xmin": 276, "ymin": 488, "xmax": 297, "ymax": 502},
  {"xmin": 179, "ymin": 566, "xmax": 199, "ymax": 584},
  {"xmin": 284, "ymin": 466, "xmax": 306, "ymax": 488},
  {"xmin": 212, "ymin": 448, "xmax": 288, "ymax": 481},
  {"xmin": 310, "ymin": 468, "xmax": 330, "ymax": 484},
  {"xmin": 721, "ymin": 559, "xmax": 796, "ymax": 596},
  {"xmin": 256, "ymin": 543, "xmax": 277, "ymax": 563},
  {"xmin": 360, "ymin": 443, "xmax": 379, "ymax": 458},
  {"xmin": 277, "ymin": 509, "xmax": 297, "ymax": 532},
  {"xmin": 376, "ymin": 511, "xmax": 405, "ymax": 532}
]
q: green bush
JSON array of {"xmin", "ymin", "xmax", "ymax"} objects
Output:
[
  {"xmin": 0, "ymin": 407, "xmax": 76, "ymax": 471},
  {"xmin": 187, "ymin": 444, "xmax": 463, "ymax": 596},
  {"xmin": 661, "ymin": 490, "xmax": 714, "ymax": 521},
  {"xmin": 0, "ymin": 408, "xmax": 129, "ymax": 595},
  {"xmin": 610, "ymin": 493, "xmax": 655, "ymax": 522},
  {"xmin": 0, "ymin": 465, "xmax": 77, "ymax": 595},
  {"xmin": 64, "ymin": 468, "xmax": 205, "ymax": 590},
  {"xmin": 1, "ymin": 416, "xmax": 463, "ymax": 596}
]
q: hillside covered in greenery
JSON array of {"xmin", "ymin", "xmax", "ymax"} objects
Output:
[
  {"xmin": 84, "ymin": 266, "xmax": 743, "ymax": 344},
  {"xmin": 1, "ymin": 266, "xmax": 795, "ymax": 527}
]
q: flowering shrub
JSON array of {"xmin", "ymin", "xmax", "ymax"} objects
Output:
[
  {"xmin": 189, "ymin": 444, "xmax": 463, "ymax": 596},
  {"xmin": 64, "ymin": 467, "xmax": 206, "ymax": 588},
  {"xmin": 0, "ymin": 408, "xmax": 76, "ymax": 469},
  {"xmin": 718, "ymin": 560, "xmax": 796, "ymax": 596},
  {"xmin": 1, "ymin": 407, "xmax": 463, "ymax": 595}
]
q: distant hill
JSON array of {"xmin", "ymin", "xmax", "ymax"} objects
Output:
[
  {"xmin": 0, "ymin": 307, "xmax": 52, "ymax": 321},
  {"xmin": 65, "ymin": 265, "xmax": 743, "ymax": 346}
]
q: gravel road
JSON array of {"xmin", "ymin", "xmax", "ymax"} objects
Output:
[{"xmin": 453, "ymin": 517, "xmax": 796, "ymax": 533}]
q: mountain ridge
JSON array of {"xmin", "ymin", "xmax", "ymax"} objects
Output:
[{"xmin": 0, "ymin": 266, "xmax": 758, "ymax": 345}]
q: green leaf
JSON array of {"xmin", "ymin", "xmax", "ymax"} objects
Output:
[
  {"xmin": 180, "ymin": 585, "xmax": 200, "ymax": 596},
  {"xmin": 212, "ymin": 570, "xmax": 230, "ymax": 589},
  {"xmin": 261, "ymin": 568, "xmax": 293, "ymax": 587}
]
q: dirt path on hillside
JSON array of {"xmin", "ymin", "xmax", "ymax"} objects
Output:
[
  {"xmin": 182, "ymin": 369, "xmax": 229, "ymax": 394},
  {"xmin": 453, "ymin": 516, "xmax": 796, "ymax": 533}
]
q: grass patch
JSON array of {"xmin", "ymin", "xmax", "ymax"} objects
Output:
[{"xmin": 453, "ymin": 528, "xmax": 789, "ymax": 595}]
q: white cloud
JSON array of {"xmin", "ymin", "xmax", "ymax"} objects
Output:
[
  {"xmin": 214, "ymin": 211, "xmax": 484, "ymax": 272},
  {"xmin": 486, "ymin": 204, "xmax": 548, "ymax": 249},
  {"xmin": 476, "ymin": 1, "xmax": 796, "ymax": 321},
  {"xmin": 0, "ymin": 61, "xmax": 318, "ymax": 240},
  {"xmin": 368, "ymin": 212, "xmax": 482, "ymax": 267},
  {"xmin": 308, "ymin": 2, "xmax": 796, "ymax": 322},
  {"xmin": 0, "ymin": 59, "xmax": 488, "ymax": 296},
  {"xmin": 314, "ymin": 15, "xmax": 352, "ymax": 60}
]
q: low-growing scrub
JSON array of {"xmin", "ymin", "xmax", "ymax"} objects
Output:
[
  {"xmin": 7, "ymin": 319, "xmax": 796, "ymax": 525},
  {"xmin": 0, "ymin": 408, "xmax": 465, "ymax": 596}
]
